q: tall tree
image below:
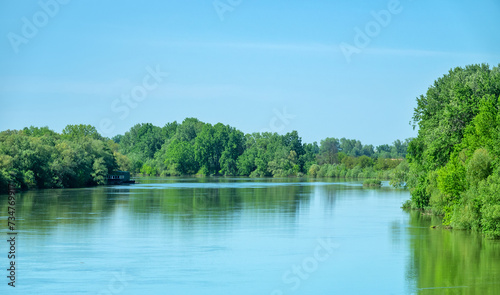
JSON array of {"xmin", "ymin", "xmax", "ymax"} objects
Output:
[{"xmin": 317, "ymin": 137, "xmax": 340, "ymax": 165}]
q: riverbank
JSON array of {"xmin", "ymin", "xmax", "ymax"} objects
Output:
[
  {"xmin": 402, "ymin": 64, "xmax": 500, "ymax": 239},
  {"xmin": 1, "ymin": 123, "xmax": 408, "ymax": 194}
]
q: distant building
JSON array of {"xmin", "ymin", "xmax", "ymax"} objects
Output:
[{"xmin": 107, "ymin": 171, "xmax": 134, "ymax": 184}]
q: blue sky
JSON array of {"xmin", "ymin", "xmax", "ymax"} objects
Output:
[{"xmin": 1, "ymin": 0, "xmax": 499, "ymax": 146}]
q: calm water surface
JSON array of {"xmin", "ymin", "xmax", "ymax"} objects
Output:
[{"xmin": 1, "ymin": 177, "xmax": 499, "ymax": 294}]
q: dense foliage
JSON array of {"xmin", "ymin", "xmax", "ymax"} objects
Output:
[
  {"xmin": 112, "ymin": 118, "xmax": 408, "ymax": 178},
  {"xmin": 1, "ymin": 120, "xmax": 408, "ymax": 193},
  {"xmin": 403, "ymin": 64, "xmax": 500, "ymax": 238},
  {"xmin": 0, "ymin": 125, "xmax": 123, "ymax": 193}
]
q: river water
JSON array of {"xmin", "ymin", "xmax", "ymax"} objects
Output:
[{"xmin": 1, "ymin": 177, "xmax": 499, "ymax": 294}]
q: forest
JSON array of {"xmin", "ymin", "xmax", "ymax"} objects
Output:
[
  {"xmin": 113, "ymin": 119, "xmax": 408, "ymax": 178},
  {"xmin": 0, "ymin": 119, "xmax": 408, "ymax": 194},
  {"xmin": 402, "ymin": 63, "xmax": 500, "ymax": 238},
  {"xmin": 0, "ymin": 125, "xmax": 121, "ymax": 192}
]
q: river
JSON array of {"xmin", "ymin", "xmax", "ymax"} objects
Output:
[{"xmin": 1, "ymin": 177, "xmax": 499, "ymax": 294}]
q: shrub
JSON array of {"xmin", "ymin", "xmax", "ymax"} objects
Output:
[
  {"xmin": 466, "ymin": 148, "xmax": 493, "ymax": 185},
  {"xmin": 308, "ymin": 164, "xmax": 320, "ymax": 177},
  {"xmin": 363, "ymin": 179, "xmax": 381, "ymax": 187}
]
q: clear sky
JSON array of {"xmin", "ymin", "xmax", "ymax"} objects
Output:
[{"xmin": 1, "ymin": 0, "xmax": 499, "ymax": 146}]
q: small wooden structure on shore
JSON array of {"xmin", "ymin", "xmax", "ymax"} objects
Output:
[{"xmin": 107, "ymin": 171, "xmax": 135, "ymax": 185}]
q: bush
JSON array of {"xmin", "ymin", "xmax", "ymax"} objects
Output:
[
  {"xmin": 466, "ymin": 148, "xmax": 493, "ymax": 185},
  {"xmin": 308, "ymin": 164, "xmax": 320, "ymax": 177},
  {"xmin": 478, "ymin": 174, "xmax": 500, "ymax": 238},
  {"xmin": 390, "ymin": 160, "xmax": 409, "ymax": 188},
  {"xmin": 357, "ymin": 155, "xmax": 374, "ymax": 168},
  {"xmin": 317, "ymin": 165, "xmax": 328, "ymax": 177},
  {"xmin": 401, "ymin": 199, "xmax": 412, "ymax": 209},
  {"xmin": 0, "ymin": 169, "xmax": 12, "ymax": 194},
  {"xmin": 363, "ymin": 179, "xmax": 381, "ymax": 187},
  {"xmin": 451, "ymin": 185, "xmax": 482, "ymax": 231}
]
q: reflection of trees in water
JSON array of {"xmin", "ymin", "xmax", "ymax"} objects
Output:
[
  {"xmin": 0, "ymin": 187, "xmax": 121, "ymax": 233},
  {"xmin": 314, "ymin": 183, "xmax": 390, "ymax": 212},
  {"xmin": 405, "ymin": 210, "xmax": 500, "ymax": 295},
  {"xmin": 0, "ymin": 179, "xmax": 317, "ymax": 232},
  {"xmin": 129, "ymin": 184, "xmax": 314, "ymax": 225},
  {"xmin": 314, "ymin": 184, "xmax": 339, "ymax": 212}
]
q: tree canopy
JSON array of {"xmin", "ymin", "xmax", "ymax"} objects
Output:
[
  {"xmin": 0, "ymin": 125, "xmax": 121, "ymax": 192},
  {"xmin": 1, "ymin": 120, "xmax": 409, "ymax": 193},
  {"xmin": 110, "ymin": 119, "xmax": 408, "ymax": 178},
  {"xmin": 403, "ymin": 63, "xmax": 500, "ymax": 238}
]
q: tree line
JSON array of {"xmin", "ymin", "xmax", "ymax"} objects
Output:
[
  {"xmin": 400, "ymin": 63, "xmax": 500, "ymax": 238},
  {"xmin": 3, "ymin": 63, "xmax": 498, "ymax": 238},
  {"xmin": 112, "ymin": 118, "xmax": 408, "ymax": 178},
  {"xmin": 0, "ymin": 125, "xmax": 125, "ymax": 192},
  {"xmin": 0, "ymin": 119, "xmax": 409, "ymax": 193}
]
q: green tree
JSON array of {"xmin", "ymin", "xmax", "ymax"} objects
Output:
[
  {"xmin": 317, "ymin": 138, "xmax": 339, "ymax": 165},
  {"xmin": 408, "ymin": 64, "xmax": 500, "ymax": 208},
  {"xmin": 405, "ymin": 64, "xmax": 500, "ymax": 237},
  {"xmin": 163, "ymin": 139, "xmax": 198, "ymax": 175},
  {"xmin": 62, "ymin": 124, "xmax": 103, "ymax": 141}
]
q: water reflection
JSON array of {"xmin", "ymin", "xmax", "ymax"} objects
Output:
[
  {"xmin": 0, "ymin": 178, "xmax": 321, "ymax": 233},
  {"xmin": 0, "ymin": 188, "xmax": 119, "ymax": 234},
  {"xmin": 1, "ymin": 178, "xmax": 499, "ymax": 294},
  {"xmin": 406, "ymin": 210, "xmax": 500, "ymax": 294}
]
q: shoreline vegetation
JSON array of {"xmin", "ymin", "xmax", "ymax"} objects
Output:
[
  {"xmin": 0, "ymin": 122, "xmax": 408, "ymax": 194},
  {"xmin": 2, "ymin": 63, "xmax": 499, "ymax": 238},
  {"xmin": 396, "ymin": 63, "xmax": 500, "ymax": 239},
  {"xmin": 363, "ymin": 179, "xmax": 382, "ymax": 187}
]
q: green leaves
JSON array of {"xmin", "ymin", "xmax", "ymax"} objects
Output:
[
  {"xmin": 407, "ymin": 63, "xmax": 500, "ymax": 237},
  {"xmin": 91, "ymin": 157, "xmax": 108, "ymax": 185},
  {"xmin": 466, "ymin": 148, "xmax": 493, "ymax": 185},
  {"xmin": 62, "ymin": 124, "xmax": 103, "ymax": 141},
  {"xmin": 0, "ymin": 126, "xmax": 118, "ymax": 190},
  {"xmin": 163, "ymin": 139, "xmax": 197, "ymax": 175}
]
